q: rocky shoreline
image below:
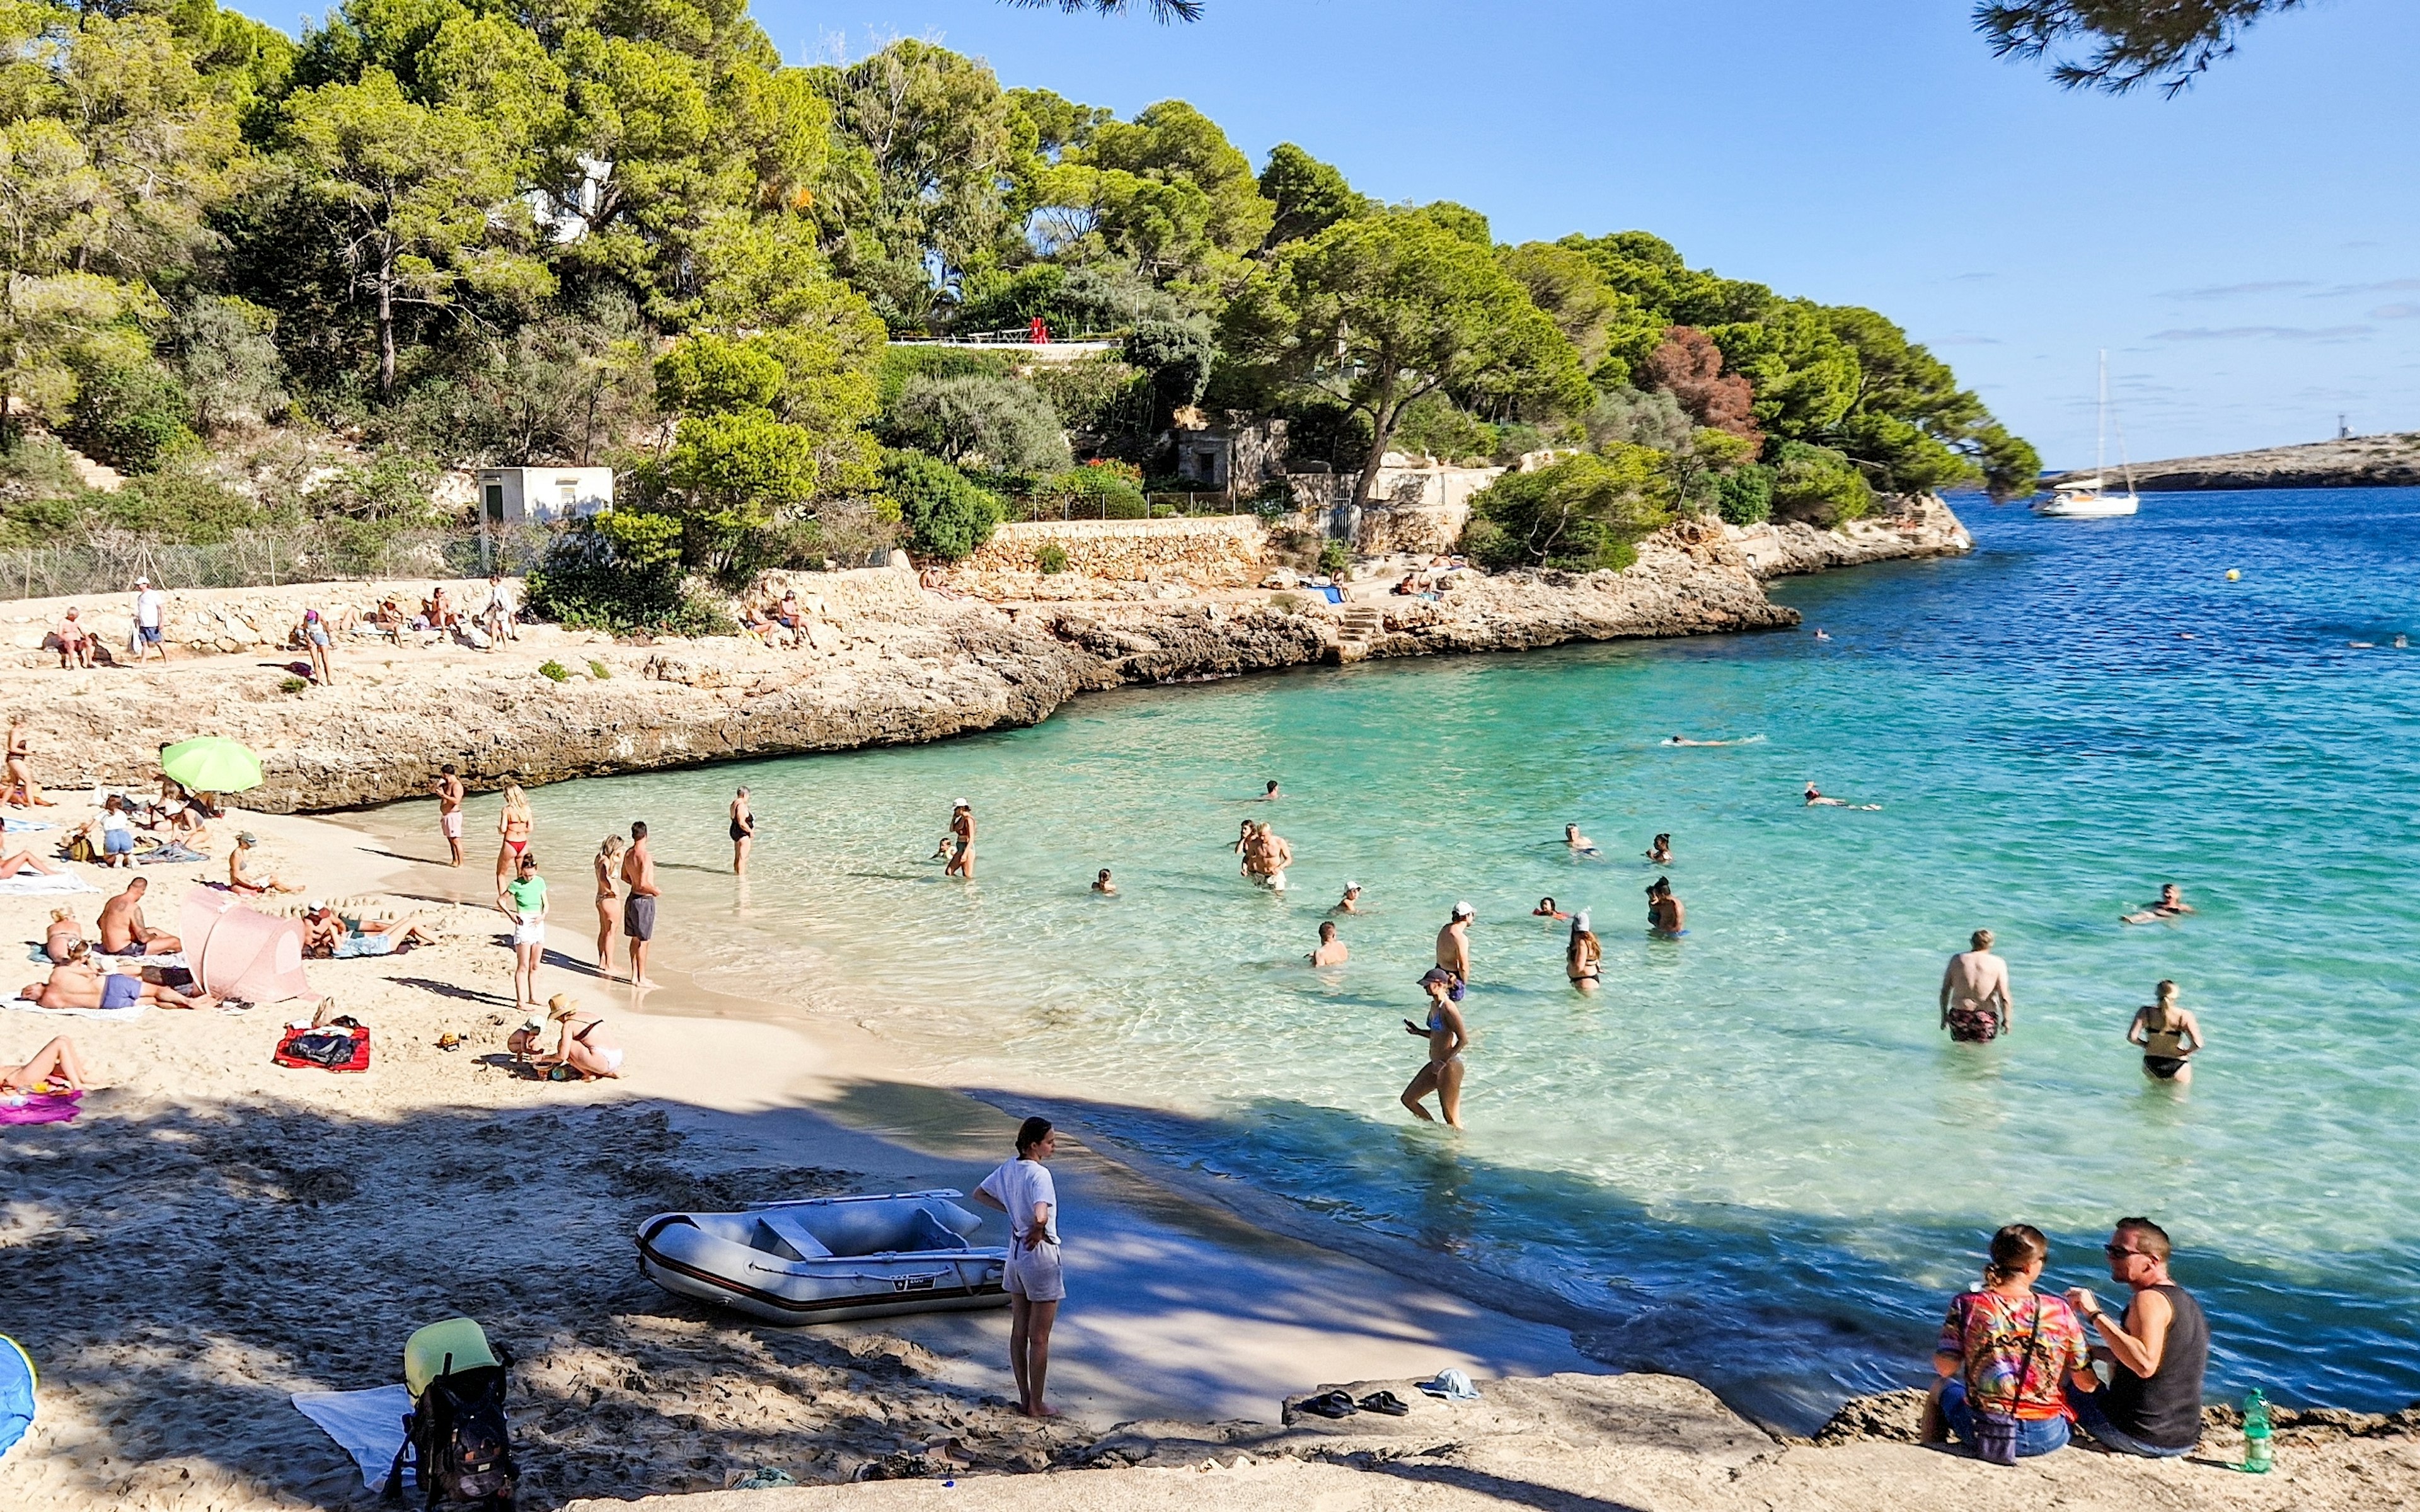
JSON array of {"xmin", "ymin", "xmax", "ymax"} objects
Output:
[
  {"xmin": 2043, "ymin": 432, "xmax": 2420, "ymax": 491},
  {"xmin": 0, "ymin": 502, "xmax": 1971, "ymax": 813}
]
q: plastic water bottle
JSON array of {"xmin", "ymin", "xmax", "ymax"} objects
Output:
[{"xmin": 2241, "ymin": 1389, "xmax": 2272, "ymax": 1474}]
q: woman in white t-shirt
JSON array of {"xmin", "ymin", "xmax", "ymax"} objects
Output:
[{"xmin": 974, "ymin": 1116, "xmax": 1062, "ymax": 1417}]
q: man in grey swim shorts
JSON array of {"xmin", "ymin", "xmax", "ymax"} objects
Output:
[{"xmin": 621, "ymin": 820, "xmax": 659, "ymax": 986}]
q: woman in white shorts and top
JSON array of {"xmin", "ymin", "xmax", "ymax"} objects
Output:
[{"xmin": 974, "ymin": 1116, "xmax": 1063, "ymax": 1417}]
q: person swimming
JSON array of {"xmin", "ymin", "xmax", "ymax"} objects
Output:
[
  {"xmin": 1533, "ymin": 896, "xmax": 1570, "ymax": 920},
  {"xmin": 1644, "ymin": 833, "xmax": 1673, "ymax": 864},
  {"xmin": 2121, "ymin": 884, "xmax": 2195, "ymax": 925},
  {"xmin": 1805, "ymin": 782, "xmax": 1881, "ymax": 811},
  {"xmin": 1666, "ymin": 735, "xmax": 1734, "ymax": 747},
  {"xmin": 1564, "ymin": 824, "xmax": 1599, "ymax": 856}
]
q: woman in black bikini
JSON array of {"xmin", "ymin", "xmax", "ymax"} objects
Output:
[
  {"xmin": 2128, "ymin": 980, "xmax": 2205, "ymax": 1084},
  {"xmin": 729, "ymin": 786, "xmax": 754, "ymax": 875},
  {"xmin": 1566, "ymin": 912, "xmax": 1601, "ymax": 994}
]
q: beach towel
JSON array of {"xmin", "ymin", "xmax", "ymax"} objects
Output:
[
  {"xmin": 274, "ymin": 1024, "xmax": 370, "ymax": 1072},
  {"xmin": 0, "ymin": 873, "xmax": 98, "ymax": 896},
  {"xmin": 292, "ymin": 1383, "xmax": 415, "ymax": 1491},
  {"xmin": 1310, "ymin": 583, "xmax": 1345, "ymax": 604},
  {"xmin": 0, "ymin": 1334, "xmax": 33, "ymax": 1463},
  {"xmin": 3, "ymin": 817, "xmax": 52, "ymax": 833},
  {"xmin": 0, "ymin": 996, "xmax": 146, "ymax": 1021},
  {"xmin": 0, "ymin": 1090, "xmax": 80, "ymax": 1125},
  {"xmin": 137, "ymin": 842, "xmax": 206, "ymax": 864}
]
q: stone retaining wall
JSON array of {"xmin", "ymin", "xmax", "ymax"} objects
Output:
[
  {"xmin": 0, "ymin": 576, "xmax": 516, "ymax": 663},
  {"xmin": 952, "ymin": 517, "xmax": 1265, "ymax": 595}
]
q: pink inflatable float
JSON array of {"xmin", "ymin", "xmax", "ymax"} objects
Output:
[{"xmin": 178, "ymin": 890, "xmax": 316, "ymax": 1005}]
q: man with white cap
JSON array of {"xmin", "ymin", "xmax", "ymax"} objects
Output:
[
  {"xmin": 945, "ymin": 799, "xmax": 976, "ymax": 879},
  {"xmin": 1434, "ymin": 901, "xmax": 1474, "ymax": 999},
  {"xmin": 130, "ymin": 575, "xmax": 164, "ymax": 662}
]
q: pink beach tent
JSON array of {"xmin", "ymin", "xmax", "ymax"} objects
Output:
[{"xmin": 179, "ymin": 890, "xmax": 316, "ymax": 1005}]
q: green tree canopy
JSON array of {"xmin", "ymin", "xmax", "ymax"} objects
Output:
[
  {"xmin": 1257, "ymin": 142, "xmax": 1366, "ymax": 248},
  {"xmin": 1462, "ymin": 448, "xmax": 1673, "ymax": 572}
]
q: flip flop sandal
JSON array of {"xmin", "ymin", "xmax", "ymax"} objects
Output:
[
  {"xmin": 1296, "ymin": 1390, "xmax": 1359, "ymax": 1419},
  {"xmin": 1356, "ymin": 1391, "xmax": 1411, "ymax": 1417}
]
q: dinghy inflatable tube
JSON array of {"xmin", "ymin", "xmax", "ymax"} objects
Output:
[{"xmin": 638, "ymin": 1190, "xmax": 1008, "ymax": 1325}]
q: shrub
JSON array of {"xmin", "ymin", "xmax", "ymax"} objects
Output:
[
  {"xmin": 103, "ymin": 467, "xmax": 261, "ymax": 544},
  {"xmin": 527, "ymin": 510, "xmax": 735, "ymax": 634},
  {"xmin": 1035, "ymin": 542, "xmax": 1068, "ymax": 575},
  {"xmin": 279, "ymin": 675, "xmax": 307, "ymax": 694},
  {"xmin": 876, "ymin": 344, "xmax": 1020, "ymax": 408},
  {"xmin": 882, "ymin": 375, "xmax": 1071, "ymax": 474},
  {"xmin": 881, "ymin": 452, "xmax": 1005, "ymax": 560},
  {"xmin": 1388, "ymin": 394, "xmax": 1497, "ymax": 464},
  {"xmin": 1125, "ymin": 317, "xmax": 1217, "ymax": 415},
  {"xmin": 1463, "ymin": 449, "xmax": 1673, "ymax": 573},
  {"xmin": 1032, "ymin": 461, "xmax": 1147, "ymax": 520},
  {"xmin": 1717, "ymin": 463, "xmax": 1774, "ymax": 525},
  {"xmin": 64, "ymin": 353, "xmax": 195, "ymax": 473},
  {"xmin": 1317, "ymin": 539, "xmax": 1350, "ymax": 576},
  {"xmin": 1768, "ymin": 442, "xmax": 1873, "ymax": 527},
  {"xmin": 587, "ymin": 660, "xmax": 610, "ymax": 679}
]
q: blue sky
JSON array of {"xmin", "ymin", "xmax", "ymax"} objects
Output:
[{"xmin": 236, "ymin": 0, "xmax": 2420, "ymax": 467}]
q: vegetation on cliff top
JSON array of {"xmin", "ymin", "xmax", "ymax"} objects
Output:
[{"xmin": 0, "ymin": 0, "xmax": 2037, "ymax": 614}]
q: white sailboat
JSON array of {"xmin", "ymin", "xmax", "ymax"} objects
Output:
[{"xmin": 2036, "ymin": 351, "xmax": 2140, "ymax": 518}]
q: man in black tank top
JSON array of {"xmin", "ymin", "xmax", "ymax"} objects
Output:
[{"xmin": 2062, "ymin": 1217, "xmax": 2209, "ymax": 1457}]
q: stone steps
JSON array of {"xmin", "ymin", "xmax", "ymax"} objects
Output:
[{"xmin": 1332, "ymin": 605, "xmax": 1385, "ymax": 663}]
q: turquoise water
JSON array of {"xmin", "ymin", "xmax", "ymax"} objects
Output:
[{"xmin": 460, "ymin": 489, "xmax": 2420, "ymax": 1429}]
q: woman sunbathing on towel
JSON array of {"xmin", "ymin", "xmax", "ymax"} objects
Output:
[
  {"xmin": 1, "ymin": 1035, "xmax": 85, "ymax": 1093},
  {"xmin": 45, "ymin": 908, "xmax": 83, "ymax": 962},
  {"xmin": 22, "ymin": 943, "xmax": 214, "ymax": 1011},
  {"xmin": 0, "ymin": 848, "xmax": 65, "ymax": 879},
  {"xmin": 301, "ymin": 905, "xmax": 439, "ymax": 959}
]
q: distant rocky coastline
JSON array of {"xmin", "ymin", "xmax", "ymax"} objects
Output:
[{"xmin": 2044, "ymin": 433, "xmax": 2420, "ymax": 492}]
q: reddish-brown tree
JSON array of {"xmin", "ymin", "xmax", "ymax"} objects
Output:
[{"xmin": 1642, "ymin": 326, "xmax": 1762, "ymax": 450}]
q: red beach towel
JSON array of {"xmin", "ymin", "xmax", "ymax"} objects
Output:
[{"xmin": 273, "ymin": 1026, "xmax": 371, "ymax": 1073}]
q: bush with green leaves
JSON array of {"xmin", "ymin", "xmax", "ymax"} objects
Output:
[
  {"xmin": 587, "ymin": 660, "xmax": 611, "ymax": 679},
  {"xmin": 527, "ymin": 510, "xmax": 735, "ymax": 634},
  {"xmin": 1768, "ymin": 441, "xmax": 1874, "ymax": 527},
  {"xmin": 882, "ymin": 375, "xmax": 1071, "ymax": 474},
  {"xmin": 65, "ymin": 352, "xmax": 195, "ymax": 473},
  {"xmin": 880, "ymin": 452, "xmax": 1005, "ymax": 560},
  {"xmin": 1388, "ymin": 394, "xmax": 1498, "ymax": 464},
  {"xmin": 104, "ymin": 467, "xmax": 262, "ymax": 543},
  {"xmin": 1462, "ymin": 448, "xmax": 1673, "ymax": 572},
  {"xmin": 1032, "ymin": 461, "xmax": 1148, "ymax": 520},
  {"xmin": 1716, "ymin": 463, "xmax": 1775, "ymax": 525},
  {"xmin": 171, "ymin": 296, "xmax": 287, "ymax": 433},
  {"xmin": 1035, "ymin": 542, "xmax": 1068, "ymax": 575},
  {"xmin": 1317, "ymin": 539, "xmax": 1351, "ymax": 576},
  {"xmin": 538, "ymin": 660, "xmax": 570, "ymax": 682},
  {"xmin": 1124, "ymin": 317, "xmax": 1218, "ymax": 416}
]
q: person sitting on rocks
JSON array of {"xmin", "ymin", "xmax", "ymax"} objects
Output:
[
  {"xmin": 55, "ymin": 607, "xmax": 93, "ymax": 670},
  {"xmin": 371, "ymin": 597, "xmax": 409, "ymax": 643},
  {"xmin": 2063, "ymin": 1217, "xmax": 2210, "ymax": 1459}
]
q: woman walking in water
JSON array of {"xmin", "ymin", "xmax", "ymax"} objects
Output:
[
  {"xmin": 2128, "ymin": 980, "xmax": 2206, "ymax": 1084},
  {"xmin": 1566, "ymin": 911, "xmax": 1601, "ymax": 994},
  {"xmin": 729, "ymin": 787, "xmax": 755, "ymax": 874},
  {"xmin": 973, "ymin": 1116, "xmax": 1063, "ymax": 1417},
  {"xmin": 1400, "ymin": 972, "xmax": 1469, "ymax": 1127},
  {"xmin": 495, "ymin": 782, "xmax": 534, "ymax": 887},
  {"xmin": 592, "ymin": 834, "xmax": 624, "ymax": 979}
]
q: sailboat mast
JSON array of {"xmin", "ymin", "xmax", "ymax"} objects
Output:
[{"xmin": 2095, "ymin": 350, "xmax": 2108, "ymax": 480}]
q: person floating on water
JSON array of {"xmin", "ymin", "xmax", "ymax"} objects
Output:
[
  {"xmin": 2121, "ymin": 884, "xmax": 2195, "ymax": 925},
  {"xmin": 1940, "ymin": 929, "xmax": 2012, "ymax": 1042},
  {"xmin": 1666, "ymin": 735, "xmax": 1736, "ymax": 747},
  {"xmin": 1806, "ymin": 782, "xmax": 1881, "ymax": 811},
  {"xmin": 1400, "ymin": 972, "xmax": 1468, "ymax": 1128},
  {"xmin": 1567, "ymin": 912, "xmax": 1601, "ymax": 993},
  {"xmin": 1532, "ymin": 896, "xmax": 1569, "ymax": 920},
  {"xmin": 1091, "ymin": 868, "xmax": 1117, "ymax": 895},
  {"xmin": 1308, "ymin": 920, "xmax": 1347, "ymax": 966},
  {"xmin": 1565, "ymin": 824, "xmax": 1599, "ymax": 856},
  {"xmin": 2128, "ymin": 980, "xmax": 2204, "ymax": 1084},
  {"xmin": 1329, "ymin": 882, "xmax": 1363, "ymax": 915},
  {"xmin": 1644, "ymin": 833, "xmax": 1673, "ymax": 864},
  {"xmin": 1647, "ymin": 878, "xmax": 1685, "ymax": 937}
]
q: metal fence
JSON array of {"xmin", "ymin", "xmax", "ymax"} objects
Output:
[
  {"xmin": 1004, "ymin": 491, "xmax": 1274, "ymax": 524},
  {"xmin": 0, "ymin": 524, "xmax": 563, "ymax": 602}
]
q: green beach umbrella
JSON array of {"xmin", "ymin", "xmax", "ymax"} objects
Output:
[{"xmin": 160, "ymin": 736, "xmax": 263, "ymax": 794}]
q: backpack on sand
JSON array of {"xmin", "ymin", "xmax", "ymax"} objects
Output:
[{"xmin": 386, "ymin": 1319, "xmax": 516, "ymax": 1512}]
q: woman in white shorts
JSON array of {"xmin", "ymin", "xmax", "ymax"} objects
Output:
[
  {"xmin": 498, "ymin": 850, "xmax": 548, "ymax": 1011},
  {"xmin": 974, "ymin": 1116, "xmax": 1063, "ymax": 1417}
]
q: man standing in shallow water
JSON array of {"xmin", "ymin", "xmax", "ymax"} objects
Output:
[
  {"xmin": 1435, "ymin": 902, "xmax": 1473, "ymax": 997},
  {"xmin": 621, "ymin": 821, "xmax": 659, "ymax": 986},
  {"xmin": 433, "ymin": 765, "xmax": 465, "ymax": 868},
  {"xmin": 1940, "ymin": 929, "xmax": 2013, "ymax": 1041}
]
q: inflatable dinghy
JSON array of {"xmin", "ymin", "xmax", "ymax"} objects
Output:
[{"xmin": 637, "ymin": 1190, "xmax": 1008, "ymax": 1324}]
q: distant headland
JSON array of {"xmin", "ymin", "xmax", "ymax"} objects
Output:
[{"xmin": 2044, "ymin": 433, "xmax": 2420, "ymax": 492}]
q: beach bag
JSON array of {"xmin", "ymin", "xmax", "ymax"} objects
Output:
[
  {"xmin": 1947, "ymin": 1003, "xmax": 2001, "ymax": 1043},
  {"xmin": 61, "ymin": 832, "xmax": 98, "ymax": 864},
  {"xmin": 388, "ymin": 1320, "xmax": 516, "ymax": 1511},
  {"xmin": 1967, "ymin": 1294, "xmax": 2044, "ymax": 1467}
]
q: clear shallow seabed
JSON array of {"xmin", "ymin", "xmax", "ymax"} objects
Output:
[{"xmin": 443, "ymin": 488, "xmax": 2419, "ymax": 1430}]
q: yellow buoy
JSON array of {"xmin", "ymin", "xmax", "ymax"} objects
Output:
[{"xmin": 2225, "ymin": 569, "xmax": 2241, "ymax": 581}]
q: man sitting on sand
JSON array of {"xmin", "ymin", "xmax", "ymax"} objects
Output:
[
  {"xmin": 2122, "ymin": 884, "xmax": 2196, "ymax": 925},
  {"xmin": 55, "ymin": 607, "xmax": 95, "ymax": 670},
  {"xmin": 228, "ymin": 832, "xmax": 301, "ymax": 895},
  {"xmin": 98, "ymin": 876, "xmax": 180, "ymax": 956},
  {"xmin": 1308, "ymin": 919, "xmax": 1347, "ymax": 966},
  {"xmin": 1, "ymin": 1034, "xmax": 86, "ymax": 1093},
  {"xmin": 23, "ymin": 942, "xmax": 213, "ymax": 1010},
  {"xmin": 1940, "ymin": 929, "xmax": 2014, "ymax": 1042}
]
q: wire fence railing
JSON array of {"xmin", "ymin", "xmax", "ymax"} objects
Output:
[
  {"xmin": 0, "ymin": 524, "xmax": 564, "ymax": 602},
  {"xmin": 1003, "ymin": 491, "xmax": 1280, "ymax": 524}
]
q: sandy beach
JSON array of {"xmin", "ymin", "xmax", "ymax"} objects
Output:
[{"xmin": 3, "ymin": 790, "xmax": 2416, "ymax": 1510}]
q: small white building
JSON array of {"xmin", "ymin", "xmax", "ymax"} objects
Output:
[{"xmin": 478, "ymin": 466, "xmax": 614, "ymax": 524}]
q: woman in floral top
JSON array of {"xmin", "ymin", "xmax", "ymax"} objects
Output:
[{"xmin": 1927, "ymin": 1223, "xmax": 2099, "ymax": 1458}]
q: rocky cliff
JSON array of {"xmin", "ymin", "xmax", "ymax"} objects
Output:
[
  {"xmin": 2043, "ymin": 433, "xmax": 2420, "ymax": 492},
  {"xmin": 0, "ymin": 501, "xmax": 1969, "ymax": 812}
]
